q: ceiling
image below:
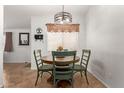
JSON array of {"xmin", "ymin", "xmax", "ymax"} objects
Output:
[{"xmin": 4, "ymin": 5, "xmax": 89, "ymax": 29}]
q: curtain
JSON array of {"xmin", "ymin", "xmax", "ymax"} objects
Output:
[
  {"xmin": 4, "ymin": 32, "xmax": 13, "ymax": 52},
  {"xmin": 47, "ymin": 32, "xmax": 79, "ymax": 51}
]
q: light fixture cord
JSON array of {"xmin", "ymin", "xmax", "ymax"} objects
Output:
[
  {"xmin": 62, "ymin": 5, "xmax": 64, "ymax": 12},
  {"xmin": 62, "ymin": 5, "xmax": 64, "ymax": 21}
]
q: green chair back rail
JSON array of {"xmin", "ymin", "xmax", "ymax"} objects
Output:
[
  {"xmin": 74, "ymin": 49, "xmax": 91, "ymax": 85},
  {"xmin": 80, "ymin": 49, "xmax": 91, "ymax": 70},
  {"xmin": 52, "ymin": 51, "xmax": 77, "ymax": 87},
  {"xmin": 34, "ymin": 49, "xmax": 53, "ymax": 86}
]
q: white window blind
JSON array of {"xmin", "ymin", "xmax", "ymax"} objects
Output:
[{"xmin": 47, "ymin": 32, "xmax": 79, "ymax": 51}]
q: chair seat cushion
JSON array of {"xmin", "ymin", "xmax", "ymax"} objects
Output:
[
  {"xmin": 74, "ymin": 65, "xmax": 86, "ymax": 71},
  {"xmin": 39, "ymin": 65, "xmax": 53, "ymax": 71}
]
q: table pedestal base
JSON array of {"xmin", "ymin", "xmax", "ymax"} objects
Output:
[{"xmin": 47, "ymin": 76, "xmax": 71, "ymax": 88}]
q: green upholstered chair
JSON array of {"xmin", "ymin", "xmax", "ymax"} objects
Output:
[
  {"xmin": 52, "ymin": 51, "xmax": 76, "ymax": 87},
  {"xmin": 74, "ymin": 49, "xmax": 91, "ymax": 85},
  {"xmin": 34, "ymin": 49, "xmax": 53, "ymax": 86}
]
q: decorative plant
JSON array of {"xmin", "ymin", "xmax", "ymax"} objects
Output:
[{"xmin": 57, "ymin": 46, "xmax": 63, "ymax": 51}]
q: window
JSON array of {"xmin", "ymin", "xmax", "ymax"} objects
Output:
[{"xmin": 47, "ymin": 32, "xmax": 79, "ymax": 51}]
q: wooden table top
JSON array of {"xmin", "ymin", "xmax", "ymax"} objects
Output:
[{"xmin": 41, "ymin": 55, "xmax": 80, "ymax": 65}]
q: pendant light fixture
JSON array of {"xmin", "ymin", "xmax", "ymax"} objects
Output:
[{"xmin": 54, "ymin": 5, "xmax": 72, "ymax": 24}]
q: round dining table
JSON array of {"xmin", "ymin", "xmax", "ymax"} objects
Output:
[
  {"xmin": 41, "ymin": 55, "xmax": 80, "ymax": 87},
  {"xmin": 41, "ymin": 55, "xmax": 80, "ymax": 65}
]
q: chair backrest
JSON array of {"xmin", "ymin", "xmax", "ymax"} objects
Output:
[
  {"xmin": 63, "ymin": 49, "xmax": 68, "ymax": 52},
  {"xmin": 52, "ymin": 51, "xmax": 77, "ymax": 75},
  {"xmin": 52, "ymin": 51, "xmax": 76, "ymax": 64},
  {"xmin": 80, "ymin": 49, "xmax": 91, "ymax": 70},
  {"xmin": 33, "ymin": 49, "xmax": 43, "ymax": 70}
]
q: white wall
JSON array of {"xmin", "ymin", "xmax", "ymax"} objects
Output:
[
  {"xmin": 31, "ymin": 14, "xmax": 86, "ymax": 69},
  {"xmin": 0, "ymin": 5, "xmax": 3, "ymax": 87},
  {"xmin": 4, "ymin": 29, "xmax": 31, "ymax": 63},
  {"xmin": 86, "ymin": 6, "xmax": 124, "ymax": 87},
  {"xmin": 31, "ymin": 16, "xmax": 48, "ymax": 69}
]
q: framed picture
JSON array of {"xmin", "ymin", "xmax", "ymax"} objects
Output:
[{"xmin": 19, "ymin": 33, "xmax": 29, "ymax": 45}]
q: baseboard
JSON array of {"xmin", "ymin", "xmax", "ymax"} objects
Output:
[{"xmin": 88, "ymin": 69, "xmax": 110, "ymax": 88}]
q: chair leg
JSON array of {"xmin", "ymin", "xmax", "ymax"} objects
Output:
[
  {"xmin": 80, "ymin": 71, "xmax": 83, "ymax": 77},
  {"xmin": 40, "ymin": 71, "xmax": 43, "ymax": 78},
  {"xmin": 35, "ymin": 72, "xmax": 39, "ymax": 86},
  {"xmin": 85, "ymin": 72, "xmax": 89, "ymax": 85},
  {"xmin": 53, "ymin": 78, "xmax": 56, "ymax": 87},
  {"xmin": 72, "ymin": 79, "xmax": 74, "ymax": 88}
]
